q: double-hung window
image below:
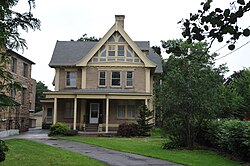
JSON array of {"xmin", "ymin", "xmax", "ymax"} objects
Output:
[
  {"xmin": 65, "ymin": 101, "xmax": 74, "ymax": 118},
  {"xmin": 23, "ymin": 63, "xmax": 28, "ymax": 77},
  {"xmin": 118, "ymin": 45, "xmax": 125, "ymax": 56},
  {"xmin": 99, "ymin": 71, "xmax": 106, "ymax": 86},
  {"xmin": 117, "ymin": 100, "xmax": 136, "ymax": 119},
  {"xmin": 66, "ymin": 71, "xmax": 77, "ymax": 87},
  {"xmin": 126, "ymin": 71, "xmax": 133, "ymax": 87},
  {"xmin": 11, "ymin": 58, "xmax": 17, "ymax": 73},
  {"xmin": 111, "ymin": 71, "xmax": 120, "ymax": 86}
]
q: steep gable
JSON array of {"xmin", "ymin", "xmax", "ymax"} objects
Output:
[{"xmin": 76, "ymin": 22, "xmax": 156, "ymax": 68}]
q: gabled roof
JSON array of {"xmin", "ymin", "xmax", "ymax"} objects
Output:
[
  {"xmin": 49, "ymin": 41, "xmax": 163, "ymax": 73},
  {"xmin": 76, "ymin": 23, "xmax": 156, "ymax": 67},
  {"xmin": 7, "ymin": 50, "xmax": 35, "ymax": 65}
]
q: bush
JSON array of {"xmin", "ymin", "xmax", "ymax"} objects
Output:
[
  {"xmin": 42, "ymin": 123, "xmax": 51, "ymax": 129},
  {"xmin": 0, "ymin": 140, "xmax": 8, "ymax": 162},
  {"xmin": 197, "ymin": 120, "xmax": 250, "ymax": 162},
  {"xmin": 117, "ymin": 123, "xmax": 138, "ymax": 137},
  {"xmin": 48, "ymin": 123, "xmax": 78, "ymax": 136}
]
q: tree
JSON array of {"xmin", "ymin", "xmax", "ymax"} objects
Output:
[
  {"xmin": 0, "ymin": 0, "xmax": 40, "ymax": 106},
  {"xmin": 35, "ymin": 81, "xmax": 50, "ymax": 112},
  {"xmin": 136, "ymin": 105, "xmax": 154, "ymax": 136},
  {"xmin": 225, "ymin": 68, "xmax": 250, "ymax": 119},
  {"xmin": 159, "ymin": 39, "xmax": 228, "ymax": 148},
  {"xmin": 0, "ymin": 140, "xmax": 8, "ymax": 162},
  {"xmin": 71, "ymin": 33, "xmax": 100, "ymax": 42},
  {"xmin": 179, "ymin": 0, "xmax": 250, "ymax": 51}
]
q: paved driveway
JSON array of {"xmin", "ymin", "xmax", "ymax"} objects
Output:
[{"xmin": 9, "ymin": 129, "xmax": 182, "ymax": 166}]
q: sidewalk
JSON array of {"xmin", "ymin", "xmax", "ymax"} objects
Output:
[{"xmin": 5, "ymin": 129, "xmax": 182, "ymax": 166}]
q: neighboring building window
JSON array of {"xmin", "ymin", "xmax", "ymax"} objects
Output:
[
  {"xmin": 111, "ymin": 71, "xmax": 120, "ymax": 86},
  {"xmin": 65, "ymin": 101, "xmax": 74, "ymax": 118},
  {"xmin": 21, "ymin": 88, "xmax": 26, "ymax": 105},
  {"xmin": 23, "ymin": 63, "xmax": 28, "ymax": 77},
  {"xmin": 66, "ymin": 71, "xmax": 77, "ymax": 87},
  {"xmin": 117, "ymin": 101, "xmax": 136, "ymax": 119},
  {"xmin": 99, "ymin": 71, "xmax": 106, "ymax": 86},
  {"xmin": 47, "ymin": 108, "xmax": 53, "ymax": 118},
  {"xmin": 108, "ymin": 45, "xmax": 115, "ymax": 56},
  {"xmin": 126, "ymin": 71, "xmax": 133, "ymax": 87},
  {"xmin": 118, "ymin": 45, "xmax": 125, "ymax": 56},
  {"xmin": 11, "ymin": 57, "xmax": 17, "ymax": 73}
]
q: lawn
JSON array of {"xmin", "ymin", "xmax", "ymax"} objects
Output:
[
  {"xmin": 0, "ymin": 139, "xmax": 105, "ymax": 166},
  {"xmin": 60, "ymin": 136, "xmax": 241, "ymax": 166}
]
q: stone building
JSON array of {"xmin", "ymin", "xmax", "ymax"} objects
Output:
[{"xmin": 0, "ymin": 50, "xmax": 36, "ymax": 132}]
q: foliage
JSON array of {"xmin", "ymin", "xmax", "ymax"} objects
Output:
[
  {"xmin": 2, "ymin": 139, "xmax": 105, "ymax": 166},
  {"xmin": 48, "ymin": 122, "xmax": 78, "ymax": 136},
  {"xmin": 158, "ymin": 39, "xmax": 229, "ymax": 148},
  {"xmin": 61, "ymin": 137, "xmax": 241, "ymax": 166},
  {"xmin": 179, "ymin": 0, "xmax": 250, "ymax": 51},
  {"xmin": 0, "ymin": 140, "xmax": 8, "ymax": 162},
  {"xmin": 197, "ymin": 120, "xmax": 250, "ymax": 162},
  {"xmin": 225, "ymin": 68, "xmax": 250, "ymax": 119},
  {"xmin": 42, "ymin": 122, "xmax": 51, "ymax": 129},
  {"xmin": 71, "ymin": 33, "xmax": 100, "ymax": 42},
  {"xmin": 136, "ymin": 105, "xmax": 154, "ymax": 136},
  {"xmin": 0, "ymin": 0, "xmax": 40, "ymax": 106},
  {"xmin": 35, "ymin": 81, "xmax": 50, "ymax": 112},
  {"xmin": 117, "ymin": 123, "xmax": 138, "ymax": 137}
]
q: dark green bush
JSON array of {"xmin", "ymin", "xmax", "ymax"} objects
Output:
[
  {"xmin": 197, "ymin": 120, "xmax": 250, "ymax": 161},
  {"xmin": 48, "ymin": 123, "xmax": 78, "ymax": 136},
  {"xmin": 42, "ymin": 123, "xmax": 51, "ymax": 129},
  {"xmin": 0, "ymin": 140, "xmax": 8, "ymax": 162},
  {"xmin": 117, "ymin": 123, "xmax": 138, "ymax": 137},
  {"xmin": 162, "ymin": 141, "xmax": 181, "ymax": 149}
]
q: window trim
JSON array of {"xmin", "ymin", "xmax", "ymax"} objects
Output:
[
  {"xmin": 65, "ymin": 71, "xmax": 77, "ymax": 88},
  {"xmin": 111, "ymin": 71, "xmax": 121, "ymax": 87},
  {"xmin": 126, "ymin": 71, "xmax": 134, "ymax": 88},
  {"xmin": 98, "ymin": 71, "xmax": 106, "ymax": 87},
  {"xmin": 11, "ymin": 57, "xmax": 17, "ymax": 73},
  {"xmin": 23, "ymin": 63, "xmax": 28, "ymax": 77}
]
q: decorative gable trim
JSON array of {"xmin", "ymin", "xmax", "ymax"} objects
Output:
[{"xmin": 76, "ymin": 23, "xmax": 156, "ymax": 68}]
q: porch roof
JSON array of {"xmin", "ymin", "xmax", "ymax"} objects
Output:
[{"xmin": 44, "ymin": 88, "xmax": 152, "ymax": 95}]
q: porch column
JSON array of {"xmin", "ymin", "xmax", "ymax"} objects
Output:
[
  {"xmin": 73, "ymin": 97, "xmax": 77, "ymax": 130},
  {"xmin": 53, "ymin": 98, "xmax": 57, "ymax": 124},
  {"xmin": 105, "ymin": 97, "xmax": 109, "ymax": 133},
  {"xmin": 145, "ymin": 98, "xmax": 148, "ymax": 107}
]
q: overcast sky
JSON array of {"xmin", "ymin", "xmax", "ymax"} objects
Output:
[{"xmin": 15, "ymin": 0, "xmax": 250, "ymax": 90}]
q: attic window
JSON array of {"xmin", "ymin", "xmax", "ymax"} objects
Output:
[
  {"xmin": 118, "ymin": 45, "xmax": 124, "ymax": 56},
  {"xmin": 108, "ymin": 45, "xmax": 115, "ymax": 56}
]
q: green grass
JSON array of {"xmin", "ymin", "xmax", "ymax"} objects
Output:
[
  {"xmin": 59, "ymin": 136, "xmax": 241, "ymax": 166},
  {"xmin": 0, "ymin": 139, "xmax": 105, "ymax": 166}
]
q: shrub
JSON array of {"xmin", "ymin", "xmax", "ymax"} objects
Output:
[
  {"xmin": 0, "ymin": 140, "xmax": 8, "ymax": 162},
  {"xmin": 117, "ymin": 123, "xmax": 138, "ymax": 137},
  {"xmin": 197, "ymin": 120, "xmax": 250, "ymax": 162},
  {"xmin": 137, "ymin": 105, "xmax": 153, "ymax": 136},
  {"xmin": 48, "ymin": 123, "xmax": 78, "ymax": 136},
  {"xmin": 42, "ymin": 123, "xmax": 51, "ymax": 129}
]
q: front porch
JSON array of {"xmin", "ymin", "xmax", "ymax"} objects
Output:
[{"xmin": 42, "ymin": 92, "xmax": 153, "ymax": 133}]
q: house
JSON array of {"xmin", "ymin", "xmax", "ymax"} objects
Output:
[
  {"xmin": 0, "ymin": 50, "xmax": 36, "ymax": 132},
  {"xmin": 42, "ymin": 15, "xmax": 162, "ymax": 132}
]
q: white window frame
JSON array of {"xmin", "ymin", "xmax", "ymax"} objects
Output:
[
  {"xmin": 111, "ymin": 71, "xmax": 121, "ymax": 87},
  {"xmin": 98, "ymin": 71, "xmax": 106, "ymax": 87},
  {"xmin": 65, "ymin": 71, "xmax": 77, "ymax": 87},
  {"xmin": 126, "ymin": 71, "xmax": 134, "ymax": 87},
  {"xmin": 108, "ymin": 45, "xmax": 116, "ymax": 56}
]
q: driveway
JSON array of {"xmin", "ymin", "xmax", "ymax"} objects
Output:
[{"xmin": 9, "ymin": 128, "xmax": 182, "ymax": 166}]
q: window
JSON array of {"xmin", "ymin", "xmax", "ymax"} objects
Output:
[
  {"xmin": 111, "ymin": 71, "xmax": 120, "ymax": 86},
  {"xmin": 11, "ymin": 58, "xmax": 17, "ymax": 73},
  {"xmin": 117, "ymin": 101, "xmax": 136, "ymax": 119},
  {"xmin": 118, "ymin": 45, "xmax": 124, "ymax": 56},
  {"xmin": 117, "ymin": 105, "xmax": 126, "ymax": 118},
  {"xmin": 65, "ymin": 101, "xmax": 74, "ymax": 118},
  {"xmin": 47, "ymin": 108, "xmax": 53, "ymax": 118},
  {"xmin": 108, "ymin": 45, "xmax": 115, "ymax": 56},
  {"xmin": 23, "ymin": 63, "xmax": 28, "ymax": 77},
  {"xmin": 126, "ymin": 71, "xmax": 133, "ymax": 87},
  {"xmin": 99, "ymin": 71, "xmax": 106, "ymax": 86},
  {"xmin": 21, "ymin": 88, "xmax": 26, "ymax": 105},
  {"xmin": 66, "ymin": 71, "xmax": 77, "ymax": 87}
]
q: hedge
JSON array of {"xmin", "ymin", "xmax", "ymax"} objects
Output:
[{"xmin": 197, "ymin": 120, "xmax": 250, "ymax": 161}]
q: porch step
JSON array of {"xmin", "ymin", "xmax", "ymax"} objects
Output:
[{"xmin": 85, "ymin": 124, "xmax": 98, "ymax": 132}]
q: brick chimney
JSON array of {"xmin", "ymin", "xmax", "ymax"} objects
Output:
[{"xmin": 115, "ymin": 15, "xmax": 125, "ymax": 28}]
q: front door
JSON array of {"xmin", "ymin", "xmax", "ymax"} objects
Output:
[{"xmin": 89, "ymin": 103, "xmax": 99, "ymax": 124}]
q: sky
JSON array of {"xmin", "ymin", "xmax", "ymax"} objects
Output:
[{"xmin": 14, "ymin": 0, "xmax": 250, "ymax": 90}]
